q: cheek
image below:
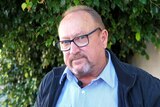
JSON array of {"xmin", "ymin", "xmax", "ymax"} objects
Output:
[
  {"xmin": 85, "ymin": 45, "xmax": 101, "ymax": 61},
  {"xmin": 88, "ymin": 51, "xmax": 96, "ymax": 61},
  {"xmin": 63, "ymin": 53, "xmax": 69, "ymax": 64},
  {"xmin": 82, "ymin": 48, "xmax": 94, "ymax": 62}
]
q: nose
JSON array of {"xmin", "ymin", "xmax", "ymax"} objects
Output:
[{"xmin": 69, "ymin": 42, "xmax": 80, "ymax": 54}]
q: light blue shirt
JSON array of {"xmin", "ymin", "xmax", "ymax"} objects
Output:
[{"xmin": 56, "ymin": 51, "xmax": 118, "ymax": 107}]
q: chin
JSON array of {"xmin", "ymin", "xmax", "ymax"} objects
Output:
[{"xmin": 72, "ymin": 64, "xmax": 91, "ymax": 75}]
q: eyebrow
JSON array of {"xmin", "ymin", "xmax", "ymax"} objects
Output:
[{"xmin": 59, "ymin": 32, "xmax": 85, "ymax": 40}]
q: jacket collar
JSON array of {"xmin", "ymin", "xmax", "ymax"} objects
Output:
[{"xmin": 107, "ymin": 49, "xmax": 136, "ymax": 89}]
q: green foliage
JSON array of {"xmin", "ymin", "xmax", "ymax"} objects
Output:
[{"xmin": 0, "ymin": 0, "xmax": 160, "ymax": 106}]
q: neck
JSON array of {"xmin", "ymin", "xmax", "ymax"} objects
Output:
[{"xmin": 77, "ymin": 76, "xmax": 97, "ymax": 87}]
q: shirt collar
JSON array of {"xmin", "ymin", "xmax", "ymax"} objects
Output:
[
  {"xmin": 59, "ymin": 67, "xmax": 77, "ymax": 84},
  {"xmin": 98, "ymin": 51, "xmax": 117, "ymax": 88}
]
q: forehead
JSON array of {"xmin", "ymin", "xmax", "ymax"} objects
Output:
[{"xmin": 58, "ymin": 11, "xmax": 96, "ymax": 39}]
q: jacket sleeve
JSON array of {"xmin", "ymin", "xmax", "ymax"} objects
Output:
[
  {"xmin": 34, "ymin": 80, "xmax": 43, "ymax": 107},
  {"xmin": 153, "ymin": 97, "xmax": 160, "ymax": 107},
  {"xmin": 147, "ymin": 77, "xmax": 160, "ymax": 107},
  {"xmin": 34, "ymin": 71, "xmax": 54, "ymax": 107},
  {"xmin": 34, "ymin": 66, "xmax": 65, "ymax": 107}
]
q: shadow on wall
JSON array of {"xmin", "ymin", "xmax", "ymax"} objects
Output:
[{"xmin": 130, "ymin": 42, "xmax": 160, "ymax": 79}]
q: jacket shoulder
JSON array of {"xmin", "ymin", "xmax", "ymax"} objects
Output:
[
  {"xmin": 41, "ymin": 65, "xmax": 66, "ymax": 89},
  {"xmin": 35, "ymin": 66, "xmax": 66, "ymax": 107},
  {"xmin": 123, "ymin": 63, "xmax": 160, "ymax": 106}
]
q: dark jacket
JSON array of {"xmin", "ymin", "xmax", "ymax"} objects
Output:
[{"xmin": 35, "ymin": 50, "xmax": 160, "ymax": 107}]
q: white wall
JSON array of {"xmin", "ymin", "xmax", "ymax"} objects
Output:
[{"xmin": 130, "ymin": 42, "xmax": 160, "ymax": 79}]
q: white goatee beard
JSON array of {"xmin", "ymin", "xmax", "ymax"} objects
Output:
[{"xmin": 72, "ymin": 62, "xmax": 91, "ymax": 76}]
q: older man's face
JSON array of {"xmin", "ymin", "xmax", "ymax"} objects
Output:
[{"xmin": 58, "ymin": 11, "xmax": 108, "ymax": 78}]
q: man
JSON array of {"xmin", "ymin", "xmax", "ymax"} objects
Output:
[{"xmin": 35, "ymin": 5, "xmax": 160, "ymax": 107}]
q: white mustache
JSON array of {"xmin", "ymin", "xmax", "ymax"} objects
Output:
[{"xmin": 70, "ymin": 54, "xmax": 86, "ymax": 61}]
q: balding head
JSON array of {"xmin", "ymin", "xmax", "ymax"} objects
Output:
[{"xmin": 61, "ymin": 5, "xmax": 105, "ymax": 29}]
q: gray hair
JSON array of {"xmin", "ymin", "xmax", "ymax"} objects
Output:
[{"xmin": 62, "ymin": 5, "xmax": 105, "ymax": 29}]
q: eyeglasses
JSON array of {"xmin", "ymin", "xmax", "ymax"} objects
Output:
[{"xmin": 56, "ymin": 27, "xmax": 101, "ymax": 51}]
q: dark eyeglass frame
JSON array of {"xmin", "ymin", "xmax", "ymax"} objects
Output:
[{"xmin": 56, "ymin": 27, "xmax": 101, "ymax": 51}]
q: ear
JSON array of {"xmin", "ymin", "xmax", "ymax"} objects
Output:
[{"xmin": 100, "ymin": 29, "xmax": 108, "ymax": 48}]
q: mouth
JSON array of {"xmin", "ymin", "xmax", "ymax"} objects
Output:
[{"xmin": 72, "ymin": 57, "xmax": 85, "ymax": 65}]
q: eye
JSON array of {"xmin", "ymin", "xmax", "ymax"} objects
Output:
[
  {"xmin": 60, "ymin": 40, "xmax": 70, "ymax": 45},
  {"xmin": 75, "ymin": 35, "xmax": 87, "ymax": 40}
]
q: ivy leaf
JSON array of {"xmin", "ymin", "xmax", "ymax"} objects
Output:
[
  {"xmin": 26, "ymin": 1, "xmax": 33, "ymax": 11},
  {"xmin": 61, "ymin": 0, "xmax": 66, "ymax": 6},
  {"xmin": 21, "ymin": 3, "xmax": 27, "ymax": 11},
  {"xmin": 45, "ymin": 36, "xmax": 53, "ymax": 47},
  {"xmin": 0, "ymin": 40, "xmax": 2, "ymax": 48},
  {"xmin": 135, "ymin": 32, "xmax": 141, "ymax": 41},
  {"xmin": 94, "ymin": 0, "xmax": 100, "ymax": 7},
  {"xmin": 26, "ymin": 0, "xmax": 29, "ymax": 3},
  {"xmin": 133, "ymin": 7, "xmax": 137, "ymax": 13},
  {"xmin": 27, "ymin": 1, "xmax": 33, "ymax": 7},
  {"xmin": 139, "ymin": 0, "xmax": 147, "ymax": 4},
  {"xmin": 114, "ymin": 0, "xmax": 124, "ymax": 11},
  {"xmin": 25, "ymin": 72, "xmax": 29, "ymax": 78},
  {"xmin": 151, "ymin": 6, "xmax": 159, "ymax": 16},
  {"xmin": 73, "ymin": 0, "xmax": 80, "ymax": 5}
]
